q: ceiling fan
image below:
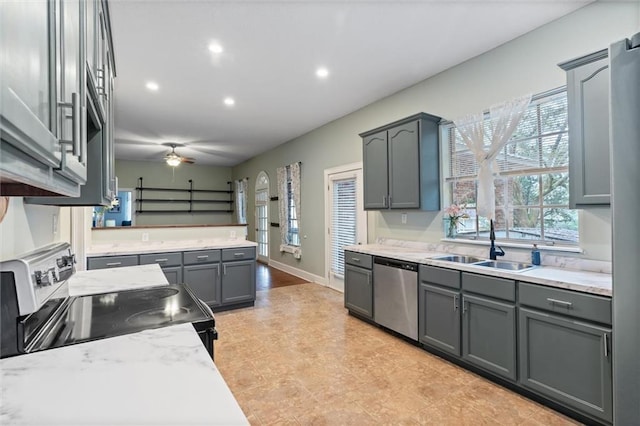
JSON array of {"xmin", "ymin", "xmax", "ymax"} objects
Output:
[{"xmin": 163, "ymin": 143, "xmax": 195, "ymax": 166}]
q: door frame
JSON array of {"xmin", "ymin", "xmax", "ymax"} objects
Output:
[
  {"xmin": 324, "ymin": 162, "xmax": 367, "ymax": 292},
  {"xmin": 254, "ymin": 171, "xmax": 270, "ymax": 264}
]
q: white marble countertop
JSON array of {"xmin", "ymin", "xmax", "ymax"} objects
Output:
[
  {"xmin": 68, "ymin": 263, "xmax": 170, "ymax": 296},
  {"xmin": 0, "ymin": 264, "xmax": 248, "ymax": 425},
  {"xmin": 345, "ymin": 243, "xmax": 612, "ymax": 297},
  {"xmin": 87, "ymin": 238, "xmax": 257, "ymax": 257}
]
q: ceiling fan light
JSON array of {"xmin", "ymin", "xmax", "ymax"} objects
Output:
[{"xmin": 166, "ymin": 156, "xmax": 181, "ymax": 167}]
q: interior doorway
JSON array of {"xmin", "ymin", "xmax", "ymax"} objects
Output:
[
  {"xmin": 255, "ymin": 171, "xmax": 270, "ymax": 263},
  {"xmin": 324, "ymin": 163, "xmax": 366, "ymax": 292}
]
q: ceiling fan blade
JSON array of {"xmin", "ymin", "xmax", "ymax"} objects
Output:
[{"xmin": 182, "ymin": 158, "xmax": 196, "ymax": 164}]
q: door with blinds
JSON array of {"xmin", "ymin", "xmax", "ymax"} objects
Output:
[{"xmin": 326, "ymin": 166, "xmax": 366, "ymax": 292}]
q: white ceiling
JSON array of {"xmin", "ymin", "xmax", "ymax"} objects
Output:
[{"xmin": 110, "ymin": 0, "xmax": 589, "ymax": 167}]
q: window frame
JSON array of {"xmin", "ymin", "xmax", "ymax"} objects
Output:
[{"xmin": 440, "ymin": 87, "xmax": 578, "ymax": 246}]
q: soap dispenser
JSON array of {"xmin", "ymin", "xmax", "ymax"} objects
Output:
[{"xmin": 531, "ymin": 244, "xmax": 541, "ymax": 266}]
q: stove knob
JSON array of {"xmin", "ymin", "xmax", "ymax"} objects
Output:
[{"xmin": 34, "ymin": 271, "xmax": 43, "ymax": 285}]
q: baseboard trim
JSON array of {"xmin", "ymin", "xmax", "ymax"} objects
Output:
[{"xmin": 268, "ymin": 260, "xmax": 327, "ymax": 285}]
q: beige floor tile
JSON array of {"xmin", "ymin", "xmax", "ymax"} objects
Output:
[{"xmin": 215, "ymin": 283, "xmax": 581, "ymax": 426}]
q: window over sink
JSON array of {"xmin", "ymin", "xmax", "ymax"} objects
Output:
[{"xmin": 441, "ymin": 88, "xmax": 578, "ymax": 244}]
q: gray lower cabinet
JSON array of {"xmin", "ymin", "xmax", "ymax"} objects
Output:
[
  {"xmin": 344, "ymin": 264, "xmax": 373, "ymax": 319},
  {"xmin": 139, "ymin": 252, "xmax": 182, "ymax": 284},
  {"xmin": 518, "ymin": 281, "xmax": 613, "ymax": 423},
  {"xmin": 87, "ymin": 255, "xmax": 138, "ymax": 270},
  {"xmin": 559, "ymin": 49, "xmax": 610, "ymax": 207},
  {"xmin": 419, "ymin": 283, "xmax": 461, "ymax": 356},
  {"xmin": 221, "ymin": 259, "xmax": 256, "ymax": 305},
  {"xmin": 418, "ymin": 265, "xmax": 462, "ymax": 356},
  {"xmin": 461, "ymin": 272, "xmax": 517, "ymax": 381},
  {"xmin": 183, "ymin": 263, "xmax": 221, "ymax": 306}
]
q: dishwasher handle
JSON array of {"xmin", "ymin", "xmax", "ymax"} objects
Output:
[{"xmin": 373, "ymin": 257, "xmax": 418, "ymax": 272}]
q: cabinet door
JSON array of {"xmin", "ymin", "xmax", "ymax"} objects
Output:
[
  {"xmin": 462, "ymin": 294, "xmax": 516, "ymax": 380},
  {"xmin": 344, "ymin": 264, "xmax": 373, "ymax": 318},
  {"xmin": 388, "ymin": 120, "xmax": 420, "ymax": 209},
  {"xmin": 419, "ymin": 284, "xmax": 460, "ymax": 356},
  {"xmin": 519, "ymin": 308, "xmax": 612, "ymax": 423},
  {"xmin": 0, "ymin": 1, "xmax": 61, "ymax": 173},
  {"xmin": 567, "ymin": 56, "xmax": 610, "ymax": 207},
  {"xmin": 221, "ymin": 260, "xmax": 256, "ymax": 305},
  {"xmin": 161, "ymin": 266, "xmax": 182, "ymax": 285},
  {"xmin": 362, "ymin": 130, "xmax": 389, "ymax": 209},
  {"xmin": 184, "ymin": 263, "xmax": 221, "ymax": 306},
  {"xmin": 55, "ymin": 0, "xmax": 87, "ymax": 184}
]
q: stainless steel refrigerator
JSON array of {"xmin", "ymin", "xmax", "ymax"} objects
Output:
[{"xmin": 610, "ymin": 31, "xmax": 640, "ymax": 425}]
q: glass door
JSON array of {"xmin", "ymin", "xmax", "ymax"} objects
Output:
[{"xmin": 255, "ymin": 171, "xmax": 270, "ymax": 263}]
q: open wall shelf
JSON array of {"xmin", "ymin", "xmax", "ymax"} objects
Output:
[{"xmin": 135, "ymin": 177, "xmax": 234, "ymax": 214}]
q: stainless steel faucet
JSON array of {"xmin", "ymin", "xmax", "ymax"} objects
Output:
[{"xmin": 489, "ymin": 219, "xmax": 505, "ymax": 260}]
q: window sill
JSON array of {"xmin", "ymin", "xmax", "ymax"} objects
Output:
[
  {"xmin": 280, "ymin": 244, "xmax": 302, "ymax": 259},
  {"xmin": 440, "ymin": 238, "xmax": 583, "ymax": 254}
]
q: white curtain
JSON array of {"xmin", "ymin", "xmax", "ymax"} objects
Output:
[
  {"xmin": 276, "ymin": 166, "xmax": 288, "ymax": 247},
  {"xmin": 453, "ymin": 94, "xmax": 531, "ymax": 220},
  {"xmin": 290, "ymin": 162, "xmax": 301, "ymax": 245},
  {"xmin": 234, "ymin": 178, "xmax": 248, "ymax": 223}
]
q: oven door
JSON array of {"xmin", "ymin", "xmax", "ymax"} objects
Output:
[{"xmin": 192, "ymin": 298, "xmax": 217, "ymax": 360}]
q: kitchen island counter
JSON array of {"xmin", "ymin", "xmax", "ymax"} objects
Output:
[{"xmin": 0, "ymin": 264, "xmax": 248, "ymax": 425}]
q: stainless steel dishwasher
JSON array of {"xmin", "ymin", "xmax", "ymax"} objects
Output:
[{"xmin": 373, "ymin": 257, "xmax": 418, "ymax": 340}]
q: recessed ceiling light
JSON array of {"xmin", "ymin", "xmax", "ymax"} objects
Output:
[
  {"xmin": 316, "ymin": 67, "xmax": 329, "ymax": 79},
  {"xmin": 145, "ymin": 81, "xmax": 159, "ymax": 91},
  {"xmin": 208, "ymin": 43, "xmax": 224, "ymax": 54},
  {"xmin": 224, "ymin": 97, "xmax": 235, "ymax": 106}
]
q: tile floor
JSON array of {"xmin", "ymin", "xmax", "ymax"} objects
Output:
[{"xmin": 215, "ymin": 283, "xmax": 581, "ymax": 425}]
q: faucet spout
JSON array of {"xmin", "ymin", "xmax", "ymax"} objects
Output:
[{"xmin": 489, "ymin": 219, "xmax": 505, "ymax": 260}]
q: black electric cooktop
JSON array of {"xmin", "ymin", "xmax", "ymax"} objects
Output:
[{"xmin": 25, "ymin": 284, "xmax": 214, "ymax": 353}]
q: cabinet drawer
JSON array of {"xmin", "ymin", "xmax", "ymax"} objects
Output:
[
  {"xmin": 87, "ymin": 255, "xmax": 138, "ymax": 270},
  {"xmin": 345, "ymin": 251, "xmax": 372, "ymax": 269},
  {"xmin": 183, "ymin": 249, "xmax": 221, "ymax": 265},
  {"xmin": 519, "ymin": 282, "xmax": 612, "ymax": 325},
  {"xmin": 222, "ymin": 247, "xmax": 256, "ymax": 262},
  {"xmin": 462, "ymin": 272, "xmax": 515, "ymax": 302},
  {"xmin": 419, "ymin": 265, "xmax": 460, "ymax": 289},
  {"xmin": 139, "ymin": 252, "xmax": 182, "ymax": 267}
]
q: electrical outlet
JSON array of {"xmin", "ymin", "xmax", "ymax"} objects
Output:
[
  {"xmin": 52, "ymin": 214, "xmax": 58, "ymax": 233},
  {"xmin": 401, "ymin": 213, "xmax": 407, "ymax": 224},
  {"xmin": 230, "ymin": 231, "xmax": 236, "ymax": 239},
  {"xmin": 142, "ymin": 232, "xmax": 149, "ymax": 242}
]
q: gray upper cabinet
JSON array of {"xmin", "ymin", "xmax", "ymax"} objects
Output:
[
  {"xmin": 360, "ymin": 113, "xmax": 441, "ymax": 211},
  {"xmin": 559, "ymin": 49, "xmax": 610, "ymax": 207},
  {"xmin": 25, "ymin": 0, "xmax": 117, "ymax": 206},
  {"xmin": 0, "ymin": 0, "xmax": 84, "ymax": 197}
]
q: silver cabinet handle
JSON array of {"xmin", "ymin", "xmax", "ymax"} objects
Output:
[
  {"xmin": 462, "ymin": 298, "xmax": 467, "ymax": 314},
  {"xmin": 453, "ymin": 294, "xmax": 458, "ymax": 311},
  {"xmin": 223, "ymin": 264, "xmax": 227, "ymax": 275},
  {"xmin": 58, "ymin": 92, "xmax": 80, "ymax": 156},
  {"xmin": 155, "ymin": 258, "xmax": 168, "ymax": 263},
  {"xmin": 196, "ymin": 255, "xmax": 209, "ymax": 259},
  {"xmin": 233, "ymin": 253, "xmax": 244, "ymax": 257},
  {"xmin": 352, "ymin": 258, "xmax": 360, "ymax": 262},
  {"xmin": 382, "ymin": 196, "xmax": 387, "ymax": 207},
  {"xmin": 546, "ymin": 298, "xmax": 573, "ymax": 308},
  {"xmin": 604, "ymin": 333, "xmax": 609, "ymax": 358},
  {"xmin": 106, "ymin": 262, "xmax": 121, "ymax": 266},
  {"xmin": 217, "ymin": 265, "xmax": 220, "ymax": 277}
]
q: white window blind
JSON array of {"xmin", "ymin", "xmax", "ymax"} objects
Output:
[
  {"xmin": 331, "ymin": 178, "xmax": 357, "ymax": 277},
  {"xmin": 443, "ymin": 89, "xmax": 578, "ymax": 243}
]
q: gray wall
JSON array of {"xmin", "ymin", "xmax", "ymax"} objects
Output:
[
  {"xmin": 115, "ymin": 160, "xmax": 234, "ymax": 226},
  {"xmin": 232, "ymin": 2, "xmax": 640, "ymax": 278}
]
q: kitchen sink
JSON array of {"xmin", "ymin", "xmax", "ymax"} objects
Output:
[
  {"xmin": 473, "ymin": 260, "xmax": 534, "ymax": 271},
  {"xmin": 433, "ymin": 255, "xmax": 486, "ymax": 264}
]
